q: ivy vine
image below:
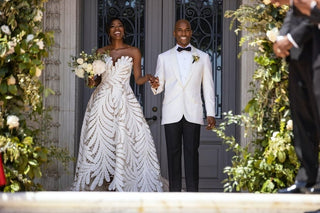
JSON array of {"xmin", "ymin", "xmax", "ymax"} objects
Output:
[
  {"xmin": 0, "ymin": 0, "xmax": 73, "ymax": 192},
  {"xmin": 213, "ymin": 1, "xmax": 300, "ymax": 193}
]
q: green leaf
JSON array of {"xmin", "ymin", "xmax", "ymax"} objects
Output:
[
  {"xmin": 32, "ymin": 59, "xmax": 42, "ymax": 65},
  {"xmin": 0, "ymin": 66, "xmax": 8, "ymax": 78},
  {"xmin": 18, "ymin": 63, "xmax": 27, "ymax": 71},
  {"xmin": 44, "ymin": 88, "xmax": 55, "ymax": 97},
  {"xmin": 33, "ymin": 166, "xmax": 42, "ymax": 179},
  {"xmin": 0, "ymin": 82, "xmax": 8, "ymax": 94},
  {"xmin": 22, "ymin": 136, "xmax": 33, "ymax": 146},
  {"xmin": 8, "ymin": 85, "xmax": 18, "ymax": 95},
  {"xmin": 10, "ymin": 182, "xmax": 20, "ymax": 192},
  {"xmin": 0, "ymin": 43, "xmax": 6, "ymax": 57},
  {"xmin": 277, "ymin": 151, "xmax": 286, "ymax": 163},
  {"xmin": 28, "ymin": 159, "xmax": 39, "ymax": 167},
  {"xmin": 30, "ymin": 45, "xmax": 39, "ymax": 54},
  {"xmin": 24, "ymin": 165, "xmax": 30, "ymax": 175},
  {"xmin": 272, "ymin": 71, "xmax": 281, "ymax": 82}
]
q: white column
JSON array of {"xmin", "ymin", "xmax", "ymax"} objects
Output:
[
  {"xmin": 57, "ymin": 0, "xmax": 80, "ymax": 190},
  {"xmin": 239, "ymin": 0, "xmax": 256, "ymax": 147}
]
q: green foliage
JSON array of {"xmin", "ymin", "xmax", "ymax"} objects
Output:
[
  {"xmin": 0, "ymin": 0, "xmax": 73, "ymax": 192},
  {"xmin": 214, "ymin": 1, "xmax": 300, "ymax": 193}
]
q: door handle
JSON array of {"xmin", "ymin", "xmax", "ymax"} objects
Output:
[{"xmin": 146, "ymin": 115, "xmax": 157, "ymax": 121}]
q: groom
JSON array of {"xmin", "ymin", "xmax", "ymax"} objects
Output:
[{"xmin": 150, "ymin": 19, "xmax": 216, "ymax": 192}]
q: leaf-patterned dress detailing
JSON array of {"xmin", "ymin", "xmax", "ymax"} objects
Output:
[{"xmin": 73, "ymin": 56, "xmax": 163, "ymax": 192}]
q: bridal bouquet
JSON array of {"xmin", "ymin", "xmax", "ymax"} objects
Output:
[{"xmin": 69, "ymin": 50, "xmax": 109, "ymax": 80}]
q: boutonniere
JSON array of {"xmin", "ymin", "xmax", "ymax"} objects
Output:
[{"xmin": 192, "ymin": 55, "xmax": 200, "ymax": 64}]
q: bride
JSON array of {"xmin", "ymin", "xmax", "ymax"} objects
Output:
[{"xmin": 72, "ymin": 18, "xmax": 163, "ymax": 192}]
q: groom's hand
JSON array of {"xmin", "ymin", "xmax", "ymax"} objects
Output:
[
  {"xmin": 149, "ymin": 76, "xmax": 159, "ymax": 89},
  {"xmin": 206, "ymin": 116, "xmax": 216, "ymax": 130}
]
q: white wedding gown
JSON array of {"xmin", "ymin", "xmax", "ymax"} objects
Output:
[{"xmin": 72, "ymin": 56, "xmax": 163, "ymax": 192}]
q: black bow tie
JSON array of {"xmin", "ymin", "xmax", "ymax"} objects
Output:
[{"xmin": 177, "ymin": 46, "xmax": 191, "ymax": 52}]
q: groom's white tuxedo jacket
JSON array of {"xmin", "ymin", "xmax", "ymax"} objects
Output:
[{"xmin": 152, "ymin": 45, "xmax": 215, "ymax": 125}]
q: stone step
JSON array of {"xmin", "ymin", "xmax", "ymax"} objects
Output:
[{"xmin": 0, "ymin": 192, "xmax": 320, "ymax": 213}]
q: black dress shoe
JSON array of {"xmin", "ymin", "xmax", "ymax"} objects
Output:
[
  {"xmin": 309, "ymin": 183, "xmax": 320, "ymax": 194},
  {"xmin": 278, "ymin": 181, "xmax": 310, "ymax": 193}
]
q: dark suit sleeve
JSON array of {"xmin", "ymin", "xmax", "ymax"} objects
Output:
[
  {"xmin": 280, "ymin": 9, "xmax": 294, "ymax": 36},
  {"xmin": 282, "ymin": 9, "xmax": 313, "ymax": 46},
  {"xmin": 290, "ymin": 19, "xmax": 313, "ymax": 46}
]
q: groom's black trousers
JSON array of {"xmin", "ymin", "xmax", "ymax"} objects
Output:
[
  {"xmin": 288, "ymin": 32, "xmax": 320, "ymax": 186},
  {"xmin": 164, "ymin": 116, "xmax": 200, "ymax": 192}
]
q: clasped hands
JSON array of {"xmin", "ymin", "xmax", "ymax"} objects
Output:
[
  {"xmin": 273, "ymin": 36, "xmax": 293, "ymax": 58},
  {"xmin": 149, "ymin": 76, "xmax": 160, "ymax": 89}
]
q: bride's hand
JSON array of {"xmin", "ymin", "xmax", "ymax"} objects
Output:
[
  {"xmin": 149, "ymin": 76, "xmax": 159, "ymax": 89},
  {"xmin": 87, "ymin": 76, "xmax": 96, "ymax": 88}
]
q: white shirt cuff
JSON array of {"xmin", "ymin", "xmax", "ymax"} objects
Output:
[{"xmin": 287, "ymin": 33, "xmax": 299, "ymax": 48}]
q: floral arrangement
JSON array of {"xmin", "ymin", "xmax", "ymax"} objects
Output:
[
  {"xmin": 69, "ymin": 50, "xmax": 110, "ymax": 88},
  {"xmin": 0, "ymin": 0, "xmax": 73, "ymax": 192},
  {"xmin": 213, "ymin": 1, "xmax": 299, "ymax": 193}
]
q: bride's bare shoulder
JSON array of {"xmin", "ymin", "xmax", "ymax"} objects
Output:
[
  {"xmin": 127, "ymin": 46, "xmax": 141, "ymax": 57},
  {"xmin": 96, "ymin": 46, "xmax": 112, "ymax": 54}
]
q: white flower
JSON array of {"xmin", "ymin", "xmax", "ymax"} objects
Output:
[
  {"xmin": 35, "ymin": 67, "xmax": 42, "ymax": 77},
  {"xmin": 26, "ymin": 34, "xmax": 34, "ymax": 42},
  {"xmin": 92, "ymin": 59, "xmax": 106, "ymax": 75},
  {"xmin": 79, "ymin": 62, "xmax": 89, "ymax": 70},
  {"xmin": 6, "ymin": 41, "xmax": 16, "ymax": 55},
  {"xmin": 36, "ymin": 40, "xmax": 44, "ymax": 50},
  {"xmin": 33, "ymin": 10, "xmax": 43, "ymax": 22},
  {"xmin": 7, "ymin": 75, "xmax": 16, "ymax": 85},
  {"xmin": 266, "ymin": 27, "xmax": 279, "ymax": 43},
  {"xmin": 286, "ymin": 120, "xmax": 293, "ymax": 131},
  {"xmin": 1, "ymin": 25, "xmax": 11, "ymax": 35},
  {"xmin": 263, "ymin": 0, "xmax": 271, "ymax": 5},
  {"xmin": 20, "ymin": 49, "xmax": 25, "ymax": 54},
  {"xmin": 75, "ymin": 67, "xmax": 85, "ymax": 78},
  {"xmin": 86, "ymin": 64, "xmax": 93, "ymax": 74},
  {"xmin": 76, "ymin": 58, "xmax": 84, "ymax": 65},
  {"xmin": 7, "ymin": 115, "xmax": 19, "ymax": 129},
  {"xmin": 271, "ymin": 131, "xmax": 279, "ymax": 141}
]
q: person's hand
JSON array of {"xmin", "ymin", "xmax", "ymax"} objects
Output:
[
  {"xmin": 273, "ymin": 36, "xmax": 292, "ymax": 58},
  {"xmin": 149, "ymin": 76, "xmax": 159, "ymax": 89},
  {"xmin": 206, "ymin": 116, "xmax": 216, "ymax": 130},
  {"xmin": 144, "ymin": 74, "xmax": 153, "ymax": 83},
  {"xmin": 87, "ymin": 76, "xmax": 96, "ymax": 88}
]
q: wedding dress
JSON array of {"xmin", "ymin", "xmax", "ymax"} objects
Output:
[{"xmin": 73, "ymin": 55, "xmax": 163, "ymax": 192}]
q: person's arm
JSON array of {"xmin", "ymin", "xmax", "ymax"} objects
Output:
[
  {"xmin": 151, "ymin": 55, "xmax": 165, "ymax": 95},
  {"xmin": 132, "ymin": 47, "xmax": 151, "ymax": 85},
  {"xmin": 273, "ymin": 9, "xmax": 312, "ymax": 58},
  {"xmin": 201, "ymin": 53, "xmax": 216, "ymax": 129},
  {"xmin": 274, "ymin": 9, "xmax": 294, "ymax": 58}
]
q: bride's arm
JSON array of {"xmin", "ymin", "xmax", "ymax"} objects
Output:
[{"xmin": 132, "ymin": 47, "xmax": 152, "ymax": 85}]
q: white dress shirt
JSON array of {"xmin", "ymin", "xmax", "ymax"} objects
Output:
[{"xmin": 176, "ymin": 44, "xmax": 192, "ymax": 85}]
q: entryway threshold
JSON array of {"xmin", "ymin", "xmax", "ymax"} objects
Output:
[{"xmin": 0, "ymin": 192, "xmax": 319, "ymax": 213}]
